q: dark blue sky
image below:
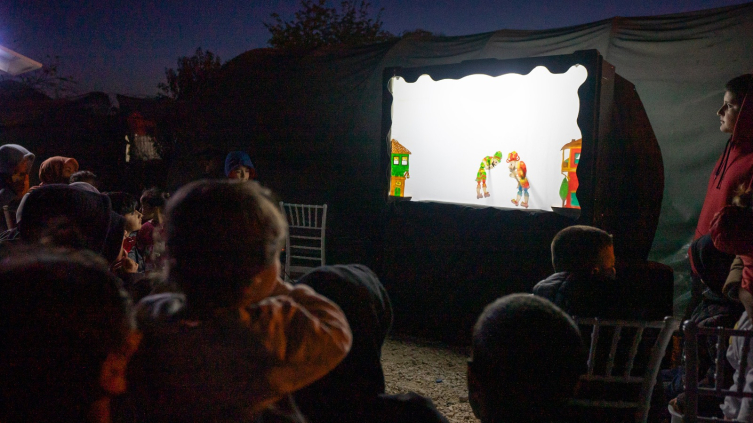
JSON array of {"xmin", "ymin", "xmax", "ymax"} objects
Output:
[{"xmin": 2, "ymin": 0, "xmax": 749, "ymax": 97}]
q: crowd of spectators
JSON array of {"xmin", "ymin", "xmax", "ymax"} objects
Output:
[{"xmin": 0, "ymin": 74, "xmax": 751, "ymax": 423}]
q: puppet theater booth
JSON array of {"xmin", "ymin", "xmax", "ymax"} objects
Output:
[
  {"xmin": 380, "ymin": 50, "xmax": 669, "ymax": 342},
  {"xmin": 183, "ymin": 47, "xmax": 670, "ymax": 344}
]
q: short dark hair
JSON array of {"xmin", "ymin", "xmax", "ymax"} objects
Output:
[
  {"xmin": 106, "ymin": 192, "xmax": 139, "ymax": 216},
  {"xmin": 0, "ymin": 247, "xmax": 132, "ymax": 422},
  {"xmin": 726, "ymin": 74, "xmax": 753, "ymax": 100},
  {"xmin": 470, "ymin": 294, "xmax": 586, "ymax": 422},
  {"xmin": 165, "ymin": 180, "xmax": 287, "ymax": 312},
  {"xmin": 140, "ymin": 187, "xmax": 168, "ymax": 209},
  {"xmin": 69, "ymin": 170, "xmax": 97, "ymax": 185},
  {"xmin": 551, "ymin": 225, "xmax": 613, "ymax": 273}
]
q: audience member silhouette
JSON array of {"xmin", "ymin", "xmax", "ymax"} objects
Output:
[
  {"xmin": 15, "ymin": 183, "xmax": 125, "ymax": 265},
  {"xmin": 70, "ymin": 170, "xmax": 99, "ymax": 188},
  {"xmin": 533, "ymin": 225, "xmax": 619, "ymax": 318},
  {"xmin": 294, "ymin": 264, "xmax": 450, "ymax": 423},
  {"xmin": 468, "ymin": 294, "xmax": 586, "ymax": 423},
  {"xmin": 0, "ymin": 248, "xmax": 139, "ymax": 423},
  {"xmin": 124, "ymin": 180, "xmax": 351, "ymax": 422},
  {"xmin": 0, "ymin": 144, "xmax": 34, "ymax": 211}
]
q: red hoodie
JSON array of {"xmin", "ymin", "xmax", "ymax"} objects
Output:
[{"xmin": 695, "ymin": 94, "xmax": 753, "ymax": 240}]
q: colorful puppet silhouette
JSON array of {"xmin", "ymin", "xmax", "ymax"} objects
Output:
[
  {"xmin": 476, "ymin": 151, "xmax": 503, "ymax": 199},
  {"xmin": 507, "ymin": 151, "xmax": 530, "ymax": 208},
  {"xmin": 389, "ymin": 139, "xmax": 411, "ymax": 197},
  {"xmin": 559, "ymin": 139, "xmax": 581, "ymax": 208}
]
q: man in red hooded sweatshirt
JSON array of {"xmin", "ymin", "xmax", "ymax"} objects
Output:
[{"xmin": 686, "ymin": 74, "xmax": 753, "ymax": 317}]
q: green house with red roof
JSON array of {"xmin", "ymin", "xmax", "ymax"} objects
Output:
[{"xmin": 389, "ymin": 139, "xmax": 411, "ymax": 197}]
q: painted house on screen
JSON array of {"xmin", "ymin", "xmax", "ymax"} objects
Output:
[{"xmin": 389, "ymin": 139, "xmax": 411, "ymax": 197}]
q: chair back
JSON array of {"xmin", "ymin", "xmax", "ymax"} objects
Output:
[
  {"xmin": 683, "ymin": 319, "xmax": 753, "ymax": 423},
  {"xmin": 279, "ymin": 202, "xmax": 327, "ymax": 281},
  {"xmin": 568, "ymin": 316, "xmax": 680, "ymax": 423}
]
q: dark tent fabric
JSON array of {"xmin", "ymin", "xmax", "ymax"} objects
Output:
[{"xmin": 178, "ymin": 2, "xmax": 753, "ymax": 336}]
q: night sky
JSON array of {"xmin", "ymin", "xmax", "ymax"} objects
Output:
[{"xmin": 2, "ymin": 0, "xmax": 749, "ymax": 97}]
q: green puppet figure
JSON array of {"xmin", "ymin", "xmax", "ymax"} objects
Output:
[{"xmin": 476, "ymin": 151, "xmax": 503, "ymax": 199}]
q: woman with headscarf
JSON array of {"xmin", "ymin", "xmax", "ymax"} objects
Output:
[
  {"xmin": 0, "ymin": 144, "xmax": 35, "ymax": 214},
  {"xmin": 38, "ymin": 156, "xmax": 79, "ymax": 185},
  {"xmin": 294, "ymin": 264, "xmax": 450, "ymax": 423}
]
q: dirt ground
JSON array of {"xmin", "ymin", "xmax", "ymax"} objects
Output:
[{"xmin": 382, "ymin": 336, "xmax": 480, "ymax": 423}]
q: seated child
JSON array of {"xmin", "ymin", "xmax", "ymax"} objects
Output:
[
  {"xmin": 136, "ymin": 187, "xmax": 167, "ymax": 273},
  {"xmin": 532, "ymin": 225, "xmax": 618, "ymax": 318},
  {"xmin": 125, "ymin": 180, "xmax": 352, "ymax": 422},
  {"xmin": 467, "ymin": 294, "xmax": 586, "ymax": 423},
  {"xmin": 0, "ymin": 247, "xmax": 139, "ymax": 423},
  {"xmin": 106, "ymin": 192, "xmax": 144, "ymax": 269},
  {"xmin": 294, "ymin": 264, "xmax": 450, "ymax": 423},
  {"xmin": 70, "ymin": 170, "xmax": 99, "ymax": 188},
  {"xmin": 225, "ymin": 151, "xmax": 257, "ymax": 181},
  {"xmin": 16, "ymin": 183, "xmax": 126, "ymax": 266}
]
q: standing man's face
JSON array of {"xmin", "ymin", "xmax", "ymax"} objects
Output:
[{"xmin": 718, "ymin": 90, "xmax": 742, "ymax": 134}]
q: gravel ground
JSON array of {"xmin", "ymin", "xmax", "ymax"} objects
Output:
[{"xmin": 382, "ymin": 336, "xmax": 480, "ymax": 423}]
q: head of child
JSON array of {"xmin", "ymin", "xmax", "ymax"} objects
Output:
[
  {"xmin": 107, "ymin": 192, "xmax": 142, "ymax": 234},
  {"xmin": 70, "ymin": 170, "xmax": 99, "ymax": 188},
  {"xmin": 551, "ymin": 225, "xmax": 616, "ymax": 280},
  {"xmin": 139, "ymin": 187, "xmax": 168, "ymax": 223},
  {"xmin": 224, "ymin": 151, "xmax": 256, "ymax": 182},
  {"xmin": 165, "ymin": 180, "xmax": 287, "ymax": 316},
  {"xmin": 468, "ymin": 294, "xmax": 586, "ymax": 423},
  {"xmin": 0, "ymin": 248, "xmax": 139, "ymax": 423},
  {"xmin": 718, "ymin": 74, "xmax": 752, "ymax": 134},
  {"xmin": 18, "ymin": 184, "xmax": 126, "ymax": 266}
]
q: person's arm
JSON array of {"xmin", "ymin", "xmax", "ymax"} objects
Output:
[
  {"xmin": 710, "ymin": 205, "xmax": 753, "ymax": 255},
  {"xmin": 245, "ymin": 280, "xmax": 352, "ymax": 397}
]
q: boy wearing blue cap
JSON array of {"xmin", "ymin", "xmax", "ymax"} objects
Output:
[{"xmin": 225, "ymin": 151, "xmax": 256, "ymax": 181}]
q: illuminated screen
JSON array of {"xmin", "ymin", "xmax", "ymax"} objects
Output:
[{"xmin": 387, "ymin": 65, "xmax": 588, "ymax": 212}]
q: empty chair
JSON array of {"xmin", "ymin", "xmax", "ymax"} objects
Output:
[
  {"xmin": 279, "ymin": 202, "xmax": 327, "ymax": 281},
  {"xmin": 567, "ymin": 316, "xmax": 680, "ymax": 423},
  {"xmin": 683, "ymin": 319, "xmax": 753, "ymax": 423}
]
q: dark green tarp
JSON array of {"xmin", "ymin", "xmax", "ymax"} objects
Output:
[{"xmin": 187, "ymin": 2, "xmax": 753, "ymax": 325}]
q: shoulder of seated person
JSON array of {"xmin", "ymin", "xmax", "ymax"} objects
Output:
[{"xmin": 533, "ymin": 272, "xmax": 570, "ymax": 290}]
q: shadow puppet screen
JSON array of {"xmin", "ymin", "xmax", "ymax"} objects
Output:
[{"xmin": 387, "ymin": 65, "xmax": 587, "ymax": 212}]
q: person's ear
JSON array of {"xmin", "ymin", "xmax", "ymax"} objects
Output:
[
  {"xmin": 467, "ymin": 360, "xmax": 484, "ymax": 420},
  {"xmin": 242, "ymin": 261, "xmax": 281, "ymax": 305},
  {"xmin": 99, "ymin": 331, "xmax": 142, "ymax": 395}
]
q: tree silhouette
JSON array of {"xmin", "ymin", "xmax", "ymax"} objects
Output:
[
  {"xmin": 0, "ymin": 55, "xmax": 78, "ymax": 99},
  {"xmin": 158, "ymin": 48, "xmax": 221, "ymax": 100},
  {"xmin": 265, "ymin": 0, "xmax": 394, "ymax": 52}
]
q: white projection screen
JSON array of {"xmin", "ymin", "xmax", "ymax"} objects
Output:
[{"xmin": 388, "ymin": 65, "xmax": 588, "ymax": 211}]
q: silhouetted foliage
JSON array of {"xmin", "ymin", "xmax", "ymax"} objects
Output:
[
  {"xmin": 265, "ymin": 0, "xmax": 394, "ymax": 52},
  {"xmin": 158, "ymin": 48, "xmax": 221, "ymax": 100},
  {"xmin": 0, "ymin": 55, "xmax": 78, "ymax": 99},
  {"xmin": 399, "ymin": 29, "xmax": 443, "ymax": 40}
]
